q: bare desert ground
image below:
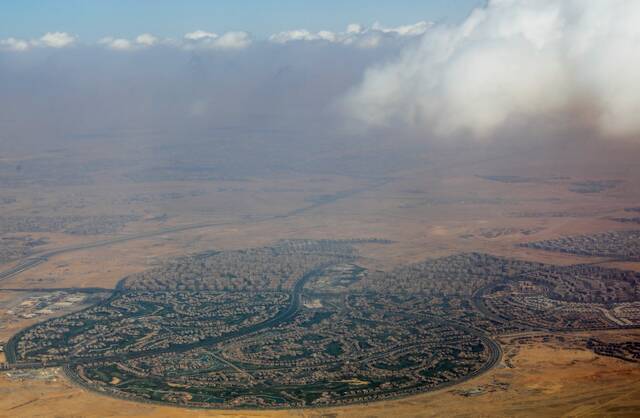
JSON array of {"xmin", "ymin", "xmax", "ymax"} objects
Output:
[
  {"xmin": 1, "ymin": 140, "xmax": 640, "ymax": 416},
  {"xmin": 1, "ymin": 330, "xmax": 639, "ymax": 418}
]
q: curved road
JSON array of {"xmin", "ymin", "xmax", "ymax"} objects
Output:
[
  {"xmin": 1, "ymin": 212, "xmax": 504, "ymax": 405},
  {"xmin": 5, "ymin": 263, "xmax": 503, "ymax": 397},
  {"xmin": 4, "ymin": 264, "xmax": 327, "ymax": 367}
]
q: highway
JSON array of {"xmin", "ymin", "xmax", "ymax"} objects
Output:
[
  {"xmin": 0, "ymin": 179, "xmax": 507, "ymax": 403},
  {"xmin": 0, "ymin": 220, "xmax": 242, "ymax": 286},
  {"xmin": 0, "ymin": 178, "xmax": 392, "ymax": 287}
]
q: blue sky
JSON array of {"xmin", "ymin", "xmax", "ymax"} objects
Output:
[{"xmin": 0, "ymin": 0, "xmax": 483, "ymax": 40}]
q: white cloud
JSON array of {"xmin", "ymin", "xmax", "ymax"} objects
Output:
[
  {"xmin": 184, "ymin": 30, "xmax": 218, "ymax": 41},
  {"xmin": 371, "ymin": 21, "xmax": 431, "ymax": 37},
  {"xmin": 1, "ymin": 32, "xmax": 76, "ymax": 51},
  {"xmin": 135, "ymin": 33, "xmax": 158, "ymax": 46},
  {"xmin": 182, "ymin": 30, "xmax": 251, "ymax": 50},
  {"xmin": 97, "ymin": 30, "xmax": 251, "ymax": 51},
  {"xmin": 99, "ymin": 33, "xmax": 162, "ymax": 50},
  {"xmin": 213, "ymin": 31, "xmax": 251, "ymax": 49},
  {"xmin": 269, "ymin": 29, "xmax": 316, "ymax": 43},
  {"xmin": 316, "ymin": 30, "xmax": 337, "ymax": 42},
  {"xmin": 99, "ymin": 37, "xmax": 135, "ymax": 51},
  {"xmin": 269, "ymin": 29, "xmax": 339, "ymax": 43},
  {"xmin": 39, "ymin": 32, "xmax": 75, "ymax": 48},
  {"xmin": 268, "ymin": 21, "xmax": 431, "ymax": 48},
  {"xmin": 346, "ymin": 24, "xmax": 364, "ymax": 35},
  {"xmin": 0, "ymin": 37, "xmax": 30, "ymax": 51},
  {"xmin": 344, "ymin": 0, "xmax": 640, "ymax": 140},
  {"xmin": 1, "ymin": 21, "xmax": 428, "ymax": 53}
]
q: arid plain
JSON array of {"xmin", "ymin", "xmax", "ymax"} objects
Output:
[{"xmin": 1, "ymin": 136, "xmax": 640, "ymax": 417}]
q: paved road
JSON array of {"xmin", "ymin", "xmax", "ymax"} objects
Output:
[
  {"xmin": 3, "ymin": 263, "xmax": 328, "ymax": 368},
  {"xmin": 0, "ymin": 176, "xmax": 507, "ymax": 402},
  {"xmin": 0, "ymin": 220, "xmax": 240, "ymax": 285},
  {"xmin": 0, "ymin": 178, "xmax": 393, "ymax": 287},
  {"xmin": 5, "ymin": 263, "xmax": 503, "ymax": 398}
]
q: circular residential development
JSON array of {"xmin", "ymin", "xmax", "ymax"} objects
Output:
[{"xmin": 6, "ymin": 239, "xmax": 640, "ymax": 408}]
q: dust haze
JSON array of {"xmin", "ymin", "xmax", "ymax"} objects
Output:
[
  {"xmin": 2, "ymin": 1, "xmax": 640, "ymax": 417},
  {"xmin": 345, "ymin": 0, "xmax": 640, "ymax": 141}
]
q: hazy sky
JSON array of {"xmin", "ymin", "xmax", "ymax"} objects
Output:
[
  {"xmin": 0, "ymin": 0, "xmax": 483, "ymax": 40},
  {"xmin": 2, "ymin": 0, "xmax": 638, "ymax": 148}
]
